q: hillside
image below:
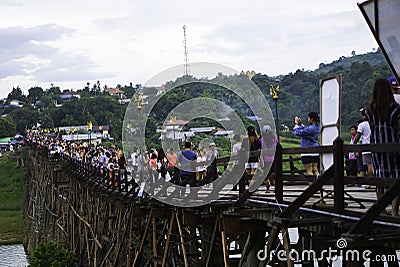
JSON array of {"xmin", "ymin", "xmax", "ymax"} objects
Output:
[
  {"xmin": 252, "ymin": 49, "xmax": 391, "ymax": 133},
  {"xmin": 0, "ymin": 49, "xmax": 393, "ymax": 141}
]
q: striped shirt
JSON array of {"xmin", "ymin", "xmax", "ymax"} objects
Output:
[{"xmin": 366, "ymin": 102, "xmax": 400, "ymax": 178}]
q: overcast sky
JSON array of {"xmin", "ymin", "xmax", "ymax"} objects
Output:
[{"xmin": 0, "ymin": 0, "xmax": 378, "ymax": 98}]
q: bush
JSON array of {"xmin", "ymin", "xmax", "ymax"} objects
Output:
[{"xmin": 30, "ymin": 242, "xmax": 76, "ymax": 267}]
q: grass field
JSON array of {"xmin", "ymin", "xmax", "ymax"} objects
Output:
[{"xmin": 0, "ymin": 149, "xmax": 27, "ymax": 245}]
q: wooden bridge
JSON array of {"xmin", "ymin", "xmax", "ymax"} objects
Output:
[{"xmin": 23, "ymin": 138, "xmax": 400, "ymax": 266}]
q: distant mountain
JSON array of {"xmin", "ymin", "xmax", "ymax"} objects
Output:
[
  {"xmin": 314, "ymin": 48, "xmax": 387, "ymax": 75},
  {"xmin": 252, "ymin": 48, "xmax": 392, "ymax": 133}
]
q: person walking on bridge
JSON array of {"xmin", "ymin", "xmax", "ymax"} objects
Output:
[
  {"xmin": 177, "ymin": 142, "xmax": 197, "ymax": 195},
  {"xmin": 365, "ymin": 78, "xmax": 400, "ymax": 216}
]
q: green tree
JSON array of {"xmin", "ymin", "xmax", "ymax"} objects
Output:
[
  {"xmin": 0, "ymin": 117, "xmax": 16, "ymax": 137},
  {"xmin": 41, "ymin": 110, "xmax": 55, "ymax": 128},
  {"xmin": 7, "ymin": 86, "xmax": 27, "ymax": 103},
  {"xmin": 60, "ymin": 114, "xmax": 78, "ymax": 126},
  {"xmin": 46, "ymin": 85, "xmax": 61, "ymax": 97},
  {"xmin": 9, "ymin": 106, "xmax": 39, "ymax": 133},
  {"xmin": 28, "ymin": 87, "xmax": 44, "ymax": 103}
]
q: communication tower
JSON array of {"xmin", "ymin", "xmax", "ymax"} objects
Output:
[{"xmin": 183, "ymin": 25, "xmax": 190, "ymax": 76}]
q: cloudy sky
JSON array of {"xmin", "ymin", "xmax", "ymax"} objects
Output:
[{"xmin": 0, "ymin": 0, "xmax": 378, "ymax": 98}]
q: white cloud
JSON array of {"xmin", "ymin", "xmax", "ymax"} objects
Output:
[{"xmin": 0, "ymin": 0, "xmax": 378, "ymax": 97}]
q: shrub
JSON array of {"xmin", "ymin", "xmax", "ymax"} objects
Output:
[{"xmin": 30, "ymin": 241, "xmax": 76, "ymax": 267}]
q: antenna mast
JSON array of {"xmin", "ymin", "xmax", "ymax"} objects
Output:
[{"xmin": 183, "ymin": 25, "xmax": 190, "ymax": 76}]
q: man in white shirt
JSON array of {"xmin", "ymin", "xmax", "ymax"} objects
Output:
[
  {"xmin": 353, "ymin": 109, "xmax": 374, "ymax": 178},
  {"xmin": 388, "ymin": 76, "xmax": 400, "ymax": 105}
]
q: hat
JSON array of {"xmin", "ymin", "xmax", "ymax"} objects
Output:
[
  {"xmin": 388, "ymin": 76, "xmax": 400, "ymax": 89},
  {"xmin": 209, "ymin": 142, "xmax": 216, "ymax": 147}
]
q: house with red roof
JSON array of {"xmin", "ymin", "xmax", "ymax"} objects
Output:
[{"xmin": 104, "ymin": 88, "xmax": 126, "ymax": 99}]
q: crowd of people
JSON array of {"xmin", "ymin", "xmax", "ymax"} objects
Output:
[
  {"xmin": 27, "ymin": 131, "xmax": 128, "ymax": 185},
  {"xmin": 21, "ymin": 75, "xmax": 400, "ymax": 214},
  {"xmin": 25, "ymin": 123, "xmax": 279, "ymax": 196}
]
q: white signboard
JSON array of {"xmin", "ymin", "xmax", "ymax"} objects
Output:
[{"xmin": 320, "ymin": 75, "xmax": 341, "ymax": 170}]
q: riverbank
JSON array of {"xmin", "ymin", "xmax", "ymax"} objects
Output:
[{"xmin": 0, "ymin": 150, "xmax": 27, "ymax": 245}]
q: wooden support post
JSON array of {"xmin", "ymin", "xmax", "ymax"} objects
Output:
[
  {"xmin": 238, "ymin": 233, "xmax": 252, "ymax": 267},
  {"xmin": 68, "ymin": 203, "xmax": 103, "ymax": 249},
  {"xmin": 333, "ymin": 137, "xmax": 344, "ymax": 213},
  {"xmin": 281, "ymin": 227, "xmax": 294, "ymax": 267},
  {"xmin": 205, "ymin": 217, "xmax": 219, "ymax": 267},
  {"xmin": 162, "ymin": 213, "xmax": 175, "ymax": 267},
  {"xmin": 259, "ymin": 226, "xmax": 280, "ymax": 267},
  {"xmin": 219, "ymin": 212, "xmax": 230, "ymax": 267},
  {"xmin": 175, "ymin": 210, "xmax": 189, "ymax": 267},
  {"xmin": 153, "ymin": 216, "xmax": 157, "ymax": 267},
  {"xmin": 275, "ymin": 143, "xmax": 283, "ymax": 203},
  {"xmin": 133, "ymin": 209, "xmax": 153, "ymax": 266},
  {"xmin": 127, "ymin": 204, "xmax": 135, "ymax": 267}
]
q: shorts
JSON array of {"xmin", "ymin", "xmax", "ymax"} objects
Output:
[
  {"xmin": 301, "ymin": 155, "xmax": 319, "ymax": 164},
  {"xmin": 357, "ymin": 157, "xmax": 367, "ymax": 172},
  {"xmin": 245, "ymin": 162, "xmax": 259, "ymax": 169},
  {"xmin": 362, "ymin": 153, "xmax": 373, "ymax": 165}
]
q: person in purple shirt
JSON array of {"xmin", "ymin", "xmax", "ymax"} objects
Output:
[{"xmin": 293, "ymin": 112, "xmax": 320, "ymax": 176}]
